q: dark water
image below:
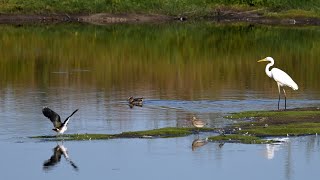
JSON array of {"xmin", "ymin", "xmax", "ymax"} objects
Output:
[{"xmin": 0, "ymin": 23, "xmax": 320, "ymax": 180}]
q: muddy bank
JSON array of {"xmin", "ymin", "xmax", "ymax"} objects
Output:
[
  {"xmin": 206, "ymin": 9, "xmax": 320, "ymax": 25},
  {"xmin": 1, "ymin": 11, "xmax": 320, "ymax": 25},
  {"xmin": 0, "ymin": 13, "xmax": 172, "ymax": 25}
]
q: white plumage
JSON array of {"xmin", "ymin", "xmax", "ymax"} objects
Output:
[
  {"xmin": 270, "ymin": 68, "xmax": 298, "ymax": 90},
  {"xmin": 258, "ymin": 57, "xmax": 298, "ymax": 110}
]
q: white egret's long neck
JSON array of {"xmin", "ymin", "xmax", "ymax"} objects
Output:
[{"xmin": 265, "ymin": 60, "xmax": 273, "ymax": 78}]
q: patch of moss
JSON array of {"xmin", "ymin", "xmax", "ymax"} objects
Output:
[
  {"xmin": 239, "ymin": 123, "xmax": 320, "ymax": 137},
  {"xmin": 31, "ymin": 134, "xmax": 115, "ymax": 140},
  {"xmin": 226, "ymin": 107, "xmax": 320, "ymax": 119},
  {"xmin": 118, "ymin": 127, "xmax": 193, "ymax": 138},
  {"xmin": 221, "ymin": 107, "xmax": 320, "ymax": 141},
  {"xmin": 266, "ymin": 9, "xmax": 319, "ymax": 18},
  {"xmin": 208, "ymin": 134, "xmax": 273, "ymax": 144},
  {"xmin": 30, "ymin": 127, "xmax": 216, "ymax": 140}
]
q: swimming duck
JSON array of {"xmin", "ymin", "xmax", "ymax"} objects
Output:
[{"xmin": 128, "ymin": 96, "xmax": 143, "ymax": 106}]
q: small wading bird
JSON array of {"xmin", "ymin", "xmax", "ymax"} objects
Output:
[
  {"xmin": 191, "ymin": 116, "xmax": 207, "ymax": 129},
  {"xmin": 42, "ymin": 107, "xmax": 78, "ymax": 135},
  {"xmin": 128, "ymin": 96, "xmax": 143, "ymax": 107},
  {"xmin": 258, "ymin": 57, "xmax": 298, "ymax": 110},
  {"xmin": 43, "ymin": 144, "xmax": 78, "ymax": 171}
]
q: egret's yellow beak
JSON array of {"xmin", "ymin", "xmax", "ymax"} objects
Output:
[{"xmin": 257, "ymin": 58, "xmax": 267, "ymax": 63}]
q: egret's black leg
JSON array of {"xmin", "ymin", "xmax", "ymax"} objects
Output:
[
  {"xmin": 283, "ymin": 89, "xmax": 287, "ymax": 110},
  {"xmin": 277, "ymin": 83, "xmax": 281, "ymax": 110},
  {"xmin": 278, "ymin": 94, "xmax": 280, "ymax": 110}
]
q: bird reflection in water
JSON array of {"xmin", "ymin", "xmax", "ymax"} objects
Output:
[
  {"xmin": 264, "ymin": 144, "xmax": 280, "ymax": 160},
  {"xmin": 218, "ymin": 142, "xmax": 225, "ymax": 148},
  {"xmin": 264, "ymin": 138, "xmax": 289, "ymax": 159},
  {"xmin": 192, "ymin": 137, "xmax": 209, "ymax": 151},
  {"xmin": 43, "ymin": 143, "xmax": 79, "ymax": 171}
]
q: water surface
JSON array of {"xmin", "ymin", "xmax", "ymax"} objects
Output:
[{"xmin": 0, "ymin": 22, "xmax": 320, "ymax": 180}]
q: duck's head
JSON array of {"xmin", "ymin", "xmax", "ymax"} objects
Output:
[{"xmin": 128, "ymin": 97, "xmax": 133, "ymax": 102}]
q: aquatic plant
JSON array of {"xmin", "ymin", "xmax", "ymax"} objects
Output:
[
  {"xmin": 30, "ymin": 127, "xmax": 216, "ymax": 141},
  {"xmin": 208, "ymin": 134, "xmax": 274, "ymax": 144}
]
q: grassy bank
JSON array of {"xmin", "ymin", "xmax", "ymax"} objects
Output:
[
  {"xmin": 1, "ymin": 0, "xmax": 320, "ymax": 18},
  {"xmin": 225, "ymin": 107, "xmax": 320, "ymax": 136},
  {"xmin": 226, "ymin": 108, "xmax": 320, "ymax": 120},
  {"xmin": 208, "ymin": 107, "xmax": 320, "ymax": 144}
]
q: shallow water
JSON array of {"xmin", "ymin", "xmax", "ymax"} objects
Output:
[
  {"xmin": 3, "ymin": 136, "xmax": 320, "ymax": 180},
  {"xmin": 0, "ymin": 22, "xmax": 320, "ymax": 180}
]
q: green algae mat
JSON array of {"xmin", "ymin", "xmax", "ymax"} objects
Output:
[
  {"xmin": 30, "ymin": 127, "xmax": 216, "ymax": 141},
  {"xmin": 31, "ymin": 107, "xmax": 320, "ymax": 144},
  {"xmin": 226, "ymin": 107, "xmax": 320, "ymax": 136},
  {"xmin": 212, "ymin": 107, "xmax": 320, "ymax": 144}
]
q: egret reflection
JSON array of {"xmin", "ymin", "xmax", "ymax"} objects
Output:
[
  {"xmin": 43, "ymin": 143, "xmax": 78, "ymax": 171},
  {"xmin": 264, "ymin": 138, "xmax": 289, "ymax": 160},
  {"xmin": 264, "ymin": 144, "xmax": 280, "ymax": 160}
]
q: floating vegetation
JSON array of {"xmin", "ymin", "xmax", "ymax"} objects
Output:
[
  {"xmin": 31, "ymin": 108, "xmax": 320, "ymax": 144},
  {"xmin": 225, "ymin": 107, "xmax": 320, "ymax": 137},
  {"xmin": 31, "ymin": 134, "xmax": 114, "ymax": 141},
  {"xmin": 226, "ymin": 107, "xmax": 320, "ymax": 120},
  {"xmin": 237, "ymin": 123, "xmax": 320, "ymax": 137},
  {"xmin": 30, "ymin": 127, "xmax": 216, "ymax": 141},
  {"xmin": 208, "ymin": 134, "xmax": 274, "ymax": 144}
]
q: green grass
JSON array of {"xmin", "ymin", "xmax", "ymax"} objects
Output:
[
  {"xmin": 226, "ymin": 110, "xmax": 320, "ymax": 119},
  {"xmin": 266, "ymin": 9, "xmax": 320, "ymax": 18},
  {"xmin": 221, "ymin": 108, "xmax": 320, "ymax": 141},
  {"xmin": 0, "ymin": 0, "xmax": 319, "ymax": 18},
  {"xmin": 31, "ymin": 133, "xmax": 114, "ymax": 140},
  {"xmin": 239, "ymin": 123, "xmax": 320, "ymax": 136},
  {"xmin": 30, "ymin": 127, "xmax": 216, "ymax": 141},
  {"xmin": 208, "ymin": 134, "xmax": 273, "ymax": 144},
  {"xmin": 118, "ymin": 127, "xmax": 199, "ymax": 138},
  {"xmin": 0, "ymin": 0, "xmax": 210, "ymax": 15}
]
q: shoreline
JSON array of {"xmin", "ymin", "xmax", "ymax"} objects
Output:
[{"xmin": 1, "ymin": 11, "xmax": 320, "ymax": 26}]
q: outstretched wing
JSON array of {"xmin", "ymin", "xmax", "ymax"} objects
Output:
[
  {"xmin": 63, "ymin": 109, "xmax": 79, "ymax": 125},
  {"xmin": 42, "ymin": 107, "xmax": 62, "ymax": 128}
]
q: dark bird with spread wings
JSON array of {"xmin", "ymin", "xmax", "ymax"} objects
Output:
[{"xmin": 42, "ymin": 107, "xmax": 78, "ymax": 134}]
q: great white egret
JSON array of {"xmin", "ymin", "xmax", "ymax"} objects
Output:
[{"xmin": 258, "ymin": 57, "xmax": 298, "ymax": 110}]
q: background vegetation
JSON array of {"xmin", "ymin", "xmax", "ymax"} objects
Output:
[
  {"xmin": 0, "ymin": 0, "xmax": 319, "ymax": 17},
  {"xmin": 0, "ymin": 23, "xmax": 319, "ymax": 100}
]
